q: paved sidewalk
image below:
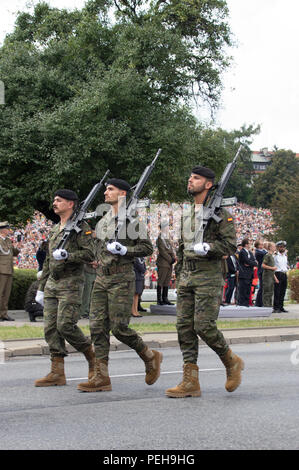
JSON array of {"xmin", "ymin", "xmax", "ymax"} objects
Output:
[{"xmin": 1, "ymin": 304, "xmax": 299, "ymax": 359}]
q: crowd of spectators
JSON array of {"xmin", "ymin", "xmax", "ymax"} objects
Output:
[
  {"xmin": 232, "ymin": 203, "xmax": 275, "ymax": 243},
  {"xmin": 13, "ymin": 211, "xmax": 53, "ymax": 269},
  {"xmin": 12, "ymin": 203, "xmax": 276, "ymax": 289}
]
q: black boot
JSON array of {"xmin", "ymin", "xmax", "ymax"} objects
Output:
[
  {"xmin": 162, "ymin": 287, "xmax": 174, "ymax": 305},
  {"xmin": 138, "ymin": 297, "xmax": 147, "ymax": 312},
  {"xmin": 157, "ymin": 286, "xmax": 164, "ymax": 305},
  {"xmin": 29, "ymin": 312, "xmax": 36, "ymax": 322}
]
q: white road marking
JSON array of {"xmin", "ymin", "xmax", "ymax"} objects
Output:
[{"xmin": 67, "ymin": 368, "xmax": 222, "ymax": 382}]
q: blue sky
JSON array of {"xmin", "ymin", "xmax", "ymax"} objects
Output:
[{"xmin": 1, "ymin": 0, "xmax": 298, "ymax": 152}]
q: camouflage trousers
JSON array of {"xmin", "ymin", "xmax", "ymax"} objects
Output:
[
  {"xmin": 44, "ymin": 277, "xmax": 91, "ymax": 357},
  {"xmin": 89, "ymin": 274, "xmax": 146, "ymax": 361},
  {"xmin": 80, "ymin": 271, "xmax": 96, "ymax": 317},
  {"xmin": 176, "ymin": 269, "xmax": 229, "ymax": 364}
]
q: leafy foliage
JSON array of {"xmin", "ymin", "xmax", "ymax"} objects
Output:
[
  {"xmin": 8, "ymin": 269, "xmax": 37, "ymax": 309},
  {"xmin": 289, "ymin": 270, "xmax": 299, "ymax": 302},
  {"xmin": 270, "ymin": 176, "xmax": 299, "ymax": 262},
  {"xmin": 250, "ymin": 150, "xmax": 299, "ymax": 209},
  {"xmin": 249, "ymin": 150, "xmax": 299, "ymax": 261},
  {"xmin": 0, "ymin": 0, "xmax": 257, "ymax": 224}
]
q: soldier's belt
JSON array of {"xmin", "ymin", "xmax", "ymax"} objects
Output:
[
  {"xmin": 183, "ymin": 259, "xmax": 204, "ymax": 271},
  {"xmin": 98, "ymin": 264, "xmax": 133, "ymax": 276},
  {"xmin": 50, "ymin": 267, "xmax": 82, "ymax": 281}
]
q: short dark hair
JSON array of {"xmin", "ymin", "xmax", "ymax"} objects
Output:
[
  {"xmin": 242, "ymin": 238, "xmax": 249, "ymax": 247},
  {"xmin": 254, "ymin": 240, "xmax": 263, "ymax": 248}
]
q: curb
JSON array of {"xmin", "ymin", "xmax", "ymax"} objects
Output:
[{"xmin": 2, "ymin": 327, "xmax": 299, "ymax": 359}]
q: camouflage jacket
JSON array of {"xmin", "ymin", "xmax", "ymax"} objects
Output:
[
  {"xmin": 95, "ymin": 210, "xmax": 153, "ymax": 271},
  {"xmin": 175, "ymin": 204, "xmax": 237, "ymax": 278},
  {"xmin": 39, "ymin": 221, "xmax": 95, "ymax": 291}
]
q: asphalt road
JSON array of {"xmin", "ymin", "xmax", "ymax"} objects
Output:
[{"xmin": 1, "ymin": 342, "xmax": 299, "ymax": 451}]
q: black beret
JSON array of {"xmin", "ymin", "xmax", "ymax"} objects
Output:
[
  {"xmin": 54, "ymin": 189, "xmax": 79, "ymax": 201},
  {"xmin": 191, "ymin": 166, "xmax": 215, "ymax": 180},
  {"xmin": 106, "ymin": 178, "xmax": 131, "ymax": 192}
]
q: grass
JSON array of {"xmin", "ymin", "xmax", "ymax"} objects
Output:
[{"xmin": 1, "ymin": 318, "xmax": 299, "ymax": 341}]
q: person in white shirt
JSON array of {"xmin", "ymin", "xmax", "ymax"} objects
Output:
[{"xmin": 273, "ymin": 241, "xmax": 289, "ymax": 313}]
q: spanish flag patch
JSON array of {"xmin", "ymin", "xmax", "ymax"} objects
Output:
[
  {"xmin": 85, "ymin": 231, "xmax": 92, "ymax": 235},
  {"xmin": 227, "ymin": 217, "xmax": 233, "ymax": 223}
]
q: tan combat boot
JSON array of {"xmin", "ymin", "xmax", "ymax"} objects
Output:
[
  {"xmin": 77, "ymin": 358, "xmax": 112, "ymax": 392},
  {"xmin": 165, "ymin": 363, "xmax": 201, "ymax": 398},
  {"xmin": 220, "ymin": 348, "xmax": 244, "ymax": 392},
  {"xmin": 138, "ymin": 346, "xmax": 163, "ymax": 385},
  {"xmin": 83, "ymin": 345, "xmax": 96, "ymax": 380},
  {"xmin": 34, "ymin": 357, "xmax": 66, "ymax": 387}
]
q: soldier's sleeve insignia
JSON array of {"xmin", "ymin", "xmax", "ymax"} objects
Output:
[
  {"xmin": 85, "ymin": 231, "xmax": 92, "ymax": 235},
  {"xmin": 227, "ymin": 217, "xmax": 233, "ymax": 223}
]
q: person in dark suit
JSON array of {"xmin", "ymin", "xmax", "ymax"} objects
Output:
[
  {"xmin": 237, "ymin": 239, "xmax": 257, "ymax": 307},
  {"xmin": 36, "ymin": 240, "xmax": 49, "ymax": 272},
  {"xmin": 132, "ymin": 257, "xmax": 147, "ymax": 317},
  {"xmin": 254, "ymin": 240, "xmax": 267, "ymax": 307},
  {"xmin": 224, "ymin": 254, "xmax": 239, "ymax": 305}
]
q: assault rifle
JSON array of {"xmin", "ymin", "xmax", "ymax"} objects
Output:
[
  {"xmin": 194, "ymin": 145, "xmax": 243, "ymax": 244},
  {"xmin": 56, "ymin": 169, "xmax": 110, "ymax": 250},
  {"xmin": 113, "ymin": 148, "xmax": 162, "ymax": 242}
]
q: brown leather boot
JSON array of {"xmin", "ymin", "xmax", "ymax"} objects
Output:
[
  {"xmin": 138, "ymin": 346, "xmax": 163, "ymax": 385},
  {"xmin": 34, "ymin": 357, "xmax": 66, "ymax": 387},
  {"xmin": 165, "ymin": 363, "xmax": 201, "ymax": 398},
  {"xmin": 77, "ymin": 358, "xmax": 112, "ymax": 392},
  {"xmin": 83, "ymin": 345, "xmax": 96, "ymax": 380},
  {"xmin": 220, "ymin": 348, "xmax": 244, "ymax": 392}
]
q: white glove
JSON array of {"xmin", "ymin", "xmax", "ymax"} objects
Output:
[
  {"xmin": 174, "ymin": 289, "xmax": 177, "ymax": 298},
  {"xmin": 35, "ymin": 290, "xmax": 44, "ymax": 306},
  {"xmin": 194, "ymin": 242, "xmax": 210, "ymax": 256},
  {"xmin": 107, "ymin": 241, "xmax": 127, "ymax": 256},
  {"xmin": 53, "ymin": 249, "xmax": 68, "ymax": 260}
]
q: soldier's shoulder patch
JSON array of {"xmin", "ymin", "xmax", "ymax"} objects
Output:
[
  {"xmin": 85, "ymin": 230, "xmax": 92, "ymax": 235},
  {"xmin": 227, "ymin": 217, "xmax": 233, "ymax": 223}
]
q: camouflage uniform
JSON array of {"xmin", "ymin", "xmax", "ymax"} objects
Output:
[
  {"xmin": 90, "ymin": 210, "xmax": 153, "ymax": 360},
  {"xmin": 262, "ymin": 252, "xmax": 275, "ymax": 307},
  {"xmin": 175, "ymin": 205, "xmax": 237, "ymax": 364},
  {"xmin": 39, "ymin": 221, "xmax": 95, "ymax": 357},
  {"xmin": 80, "ymin": 259, "xmax": 97, "ymax": 318}
]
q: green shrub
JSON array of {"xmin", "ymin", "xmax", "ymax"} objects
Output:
[
  {"xmin": 8, "ymin": 268, "xmax": 37, "ymax": 309},
  {"xmin": 288, "ymin": 269, "xmax": 299, "ymax": 303}
]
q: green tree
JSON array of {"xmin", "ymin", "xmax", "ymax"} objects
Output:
[
  {"xmin": 0, "ymin": 0, "xmax": 250, "ymax": 224},
  {"xmin": 250, "ymin": 149, "xmax": 299, "ymax": 208},
  {"xmin": 270, "ymin": 177, "xmax": 299, "ymax": 263}
]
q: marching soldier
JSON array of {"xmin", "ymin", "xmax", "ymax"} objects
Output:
[
  {"xmin": 166, "ymin": 166, "xmax": 244, "ymax": 398},
  {"xmin": 34, "ymin": 189, "xmax": 96, "ymax": 387},
  {"xmin": 0, "ymin": 221, "xmax": 20, "ymax": 321},
  {"xmin": 77, "ymin": 178, "xmax": 163, "ymax": 392}
]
